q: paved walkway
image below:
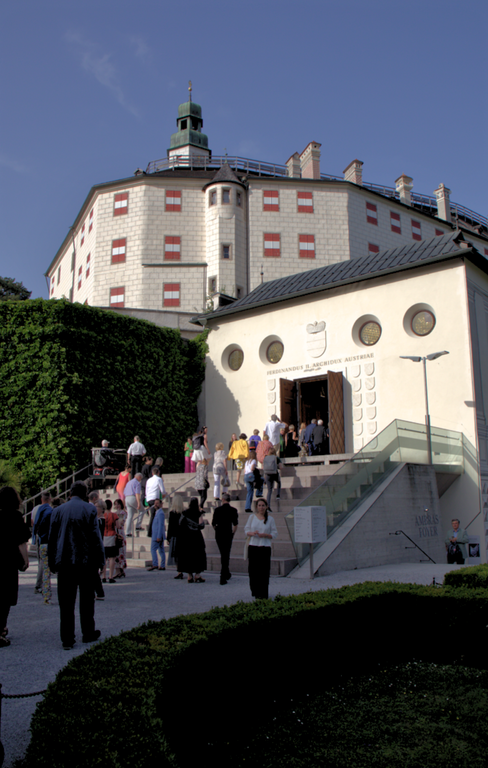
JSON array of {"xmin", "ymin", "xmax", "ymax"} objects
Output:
[{"xmin": 1, "ymin": 561, "xmax": 459, "ymax": 767}]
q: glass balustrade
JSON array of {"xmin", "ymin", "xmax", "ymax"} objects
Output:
[{"xmin": 285, "ymin": 419, "xmax": 466, "ymax": 566}]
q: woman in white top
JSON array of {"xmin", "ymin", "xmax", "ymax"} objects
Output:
[
  {"xmin": 244, "ymin": 498, "xmax": 278, "ymax": 599},
  {"xmin": 213, "ymin": 442, "xmax": 228, "ymax": 501}
]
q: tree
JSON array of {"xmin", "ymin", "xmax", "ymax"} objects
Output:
[{"xmin": 0, "ymin": 276, "xmax": 31, "ymax": 301}]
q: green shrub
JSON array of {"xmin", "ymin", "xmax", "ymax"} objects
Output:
[
  {"xmin": 444, "ymin": 564, "xmax": 488, "ymax": 589},
  {"xmin": 24, "ymin": 583, "xmax": 488, "ymax": 768},
  {"xmin": 238, "ymin": 662, "xmax": 488, "ymax": 767},
  {"xmin": 0, "ymin": 299, "xmax": 207, "ymax": 495}
]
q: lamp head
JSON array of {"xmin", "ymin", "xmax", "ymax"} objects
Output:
[
  {"xmin": 399, "ymin": 356, "xmax": 422, "ymax": 362},
  {"xmin": 426, "ymin": 351, "xmax": 449, "ymax": 361}
]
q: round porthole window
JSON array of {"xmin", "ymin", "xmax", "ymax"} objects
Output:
[
  {"xmin": 228, "ymin": 349, "xmax": 244, "ymax": 371},
  {"xmin": 359, "ymin": 321, "xmax": 382, "ymax": 346},
  {"xmin": 411, "ymin": 310, "xmax": 435, "ymax": 337},
  {"xmin": 266, "ymin": 341, "xmax": 284, "ymax": 364}
]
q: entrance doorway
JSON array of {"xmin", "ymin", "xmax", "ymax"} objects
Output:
[{"xmin": 279, "ymin": 371, "xmax": 345, "ymax": 454}]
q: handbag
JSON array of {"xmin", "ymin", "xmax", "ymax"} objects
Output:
[{"xmin": 222, "ymin": 476, "xmax": 230, "ymax": 487}]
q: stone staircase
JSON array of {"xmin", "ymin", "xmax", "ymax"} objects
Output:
[{"xmin": 98, "ymin": 462, "xmax": 346, "ymax": 576}]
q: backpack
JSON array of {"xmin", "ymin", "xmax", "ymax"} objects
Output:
[{"xmin": 263, "ymin": 454, "xmax": 278, "ymax": 474}]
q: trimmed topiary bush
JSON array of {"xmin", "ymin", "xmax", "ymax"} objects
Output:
[
  {"xmin": 0, "ymin": 299, "xmax": 208, "ymax": 495},
  {"xmin": 23, "ymin": 583, "xmax": 488, "ymax": 768},
  {"xmin": 444, "ymin": 564, "xmax": 488, "ymax": 589}
]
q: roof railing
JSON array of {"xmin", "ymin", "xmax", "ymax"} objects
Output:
[{"xmin": 144, "ymin": 154, "xmax": 487, "ymax": 229}]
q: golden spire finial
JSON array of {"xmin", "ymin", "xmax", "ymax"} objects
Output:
[{"xmin": 188, "ymin": 80, "xmax": 192, "ymax": 102}]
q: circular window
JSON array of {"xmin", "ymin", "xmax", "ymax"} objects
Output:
[
  {"xmin": 359, "ymin": 321, "xmax": 382, "ymax": 346},
  {"xmin": 266, "ymin": 341, "xmax": 284, "ymax": 364},
  {"xmin": 412, "ymin": 310, "xmax": 435, "ymax": 337},
  {"xmin": 228, "ymin": 349, "xmax": 244, "ymax": 371}
]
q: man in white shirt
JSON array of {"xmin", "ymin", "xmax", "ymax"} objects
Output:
[
  {"xmin": 263, "ymin": 414, "xmax": 288, "ymax": 451},
  {"xmin": 127, "ymin": 435, "xmax": 146, "ymax": 478},
  {"xmin": 146, "ymin": 467, "xmax": 167, "ymax": 506},
  {"xmin": 144, "ymin": 467, "xmax": 167, "ymax": 531}
]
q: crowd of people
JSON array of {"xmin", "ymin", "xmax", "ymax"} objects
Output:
[
  {"xmin": 1, "ymin": 418, "xmax": 329, "ymax": 650},
  {"xmin": 0, "ymin": 421, "xmax": 474, "ymax": 650}
]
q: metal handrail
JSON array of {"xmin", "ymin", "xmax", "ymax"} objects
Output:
[
  {"xmin": 389, "ymin": 529, "xmax": 436, "ymax": 564},
  {"xmin": 22, "ymin": 464, "xmax": 93, "ymax": 520},
  {"xmin": 145, "ymin": 154, "xmax": 289, "ymax": 177},
  {"xmin": 144, "ymin": 153, "xmax": 488, "ymax": 229}
]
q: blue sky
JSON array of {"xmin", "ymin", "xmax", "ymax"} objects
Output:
[{"xmin": 1, "ymin": 0, "xmax": 487, "ymax": 299}]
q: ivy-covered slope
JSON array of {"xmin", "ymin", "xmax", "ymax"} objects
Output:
[{"xmin": 0, "ymin": 299, "xmax": 207, "ymax": 494}]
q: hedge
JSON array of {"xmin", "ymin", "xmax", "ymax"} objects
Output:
[
  {"xmin": 444, "ymin": 563, "xmax": 488, "ymax": 589},
  {"xmin": 24, "ymin": 583, "xmax": 488, "ymax": 768},
  {"xmin": 0, "ymin": 299, "xmax": 208, "ymax": 495}
]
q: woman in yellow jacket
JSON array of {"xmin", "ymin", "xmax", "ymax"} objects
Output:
[{"xmin": 227, "ymin": 433, "xmax": 249, "ymax": 488}]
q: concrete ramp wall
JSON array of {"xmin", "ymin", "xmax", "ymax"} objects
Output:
[{"xmin": 291, "ymin": 463, "xmax": 446, "ymax": 578}]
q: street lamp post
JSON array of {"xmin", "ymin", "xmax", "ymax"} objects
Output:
[{"xmin": 399, "ymin": 351, "xmax": 449, "ymax": 464}]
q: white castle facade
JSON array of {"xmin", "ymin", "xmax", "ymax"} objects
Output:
[{"xmin": 46, "ymin": 96, "xmax": 488, "ymax": 338}]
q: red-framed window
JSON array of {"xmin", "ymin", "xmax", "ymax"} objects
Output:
[
  {"xmin": 114, "ymin": 192, "xmax": 128, "ymax": 217},
  {"xmin": 368, "ymin": 243, "xmax": 380, "ymax": 257},
  {"xmin": 164, "ymin": 236, "xmax": 181, "ymax": 260},
  {"xmin": 411, "ymin": 220, "xmax": 422, "ymax": 241},
  {"xmin": 111, "ymin": 238, "xmax": 126, "ymax": 264},
  {"xmin": 163, "ymin": 283, "xmax": 180, "ymax": 307},
  {"xmin": 263, "ymin": 190, "xmax": 279, "ymax": 212},
  {"xmin": 366, "ymin": 202, "xmax": 378, "ymax": 225},
  {"xmin": 78, "ymin": 265, "xmax": 82, "ymax": 291},
  {"xmin": 390, "ymin": 211, "xmax": 401, "ymax": 234},
  {"xmin": 110, "ymin": 287, "xmax": 125, "ymax": 307},
  {"xmin": 297, "ymin": 191, "xmax": 313, "ymax": 213},
  {"xmin": 299, "ymin": 234, "xmax": 315, "ymax": 258},
  {"xmin": 86, "ymin": 253, "xmax": 91, "ymax": 278},
  {"xmin": 264, "ymin": 233, "xmax": 281, "ymax": 257},
  {"xmin": 435, "ymin": 229, "xmax": 444, "ymax": 237},
  {"xmin": 166, "ymin": 190, "xmax": 181, "ymax": 212},
  {"xmin": 89, "ymin": 208, "xmax": 94, "ymax": 232},
  {"xmin": 51, "ymin": 281, "xmax": 55, "ymax": 296},
  {"xmin": 80, "ymin": 224, "xmax": 85, "ymax": 247}
]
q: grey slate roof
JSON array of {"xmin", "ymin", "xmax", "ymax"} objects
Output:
[
  {"xmin": 195, "ymin": 231, "xmax": 482, "ymax": 324},
  {"xmin": 202, "ymin": 162, "xmax": 246, "ymax": 189}
]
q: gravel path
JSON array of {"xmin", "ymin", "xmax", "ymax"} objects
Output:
[{"xmin": 0, "ymin": 561, "xmax": 457, "ymax": 766}]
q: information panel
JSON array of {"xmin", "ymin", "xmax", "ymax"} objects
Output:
[{"xmin": 294, "ymin": 506, "xmax": 327, "ymax": 544}]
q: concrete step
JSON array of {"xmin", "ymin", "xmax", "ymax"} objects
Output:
[
  {"xmin": 105, "ymin": 459, "xmax": 352, "ymax": 577},
  {"xmin": 126, "ymin": 556, "xmax": 297, "ymax": 576}
]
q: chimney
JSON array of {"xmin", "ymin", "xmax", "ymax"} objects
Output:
[
  {"xmin": 300, "ymin": 142, "xmax": 321, "ymax": 179},
  {"xmin": 434, "ymin": 183, "xmax": 452, "ymax": 223},
  {"xmin": 286, "ymin": 152, "xmax": 301, "ymax": 178},
  {"xmin": 395, "ymin": 174, "xmax": 413, "ymax": 206},
  {"xmin": 343, "ymin": 159, "xmax": 363, "ymax": 186}
]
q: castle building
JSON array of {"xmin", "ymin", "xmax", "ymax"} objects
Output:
[
  {"xmin": 45, "ymin": 93, "xmax": 488, "ymax": 339},
  {"xmin": 194, "ymin": 231, "xmax": 488, "ymax": 572}
]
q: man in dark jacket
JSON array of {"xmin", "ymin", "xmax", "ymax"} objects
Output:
[
  {"xmin": 312, "ymin": 420, "xmax": 328, "ymax": 455},
  {"xmin": 212, "ymin": 494, "xmax": 238, "ymax": 585},
  {"xmin": 48, "ymin": 481, "xmax": 105, "ymax": 649}
]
